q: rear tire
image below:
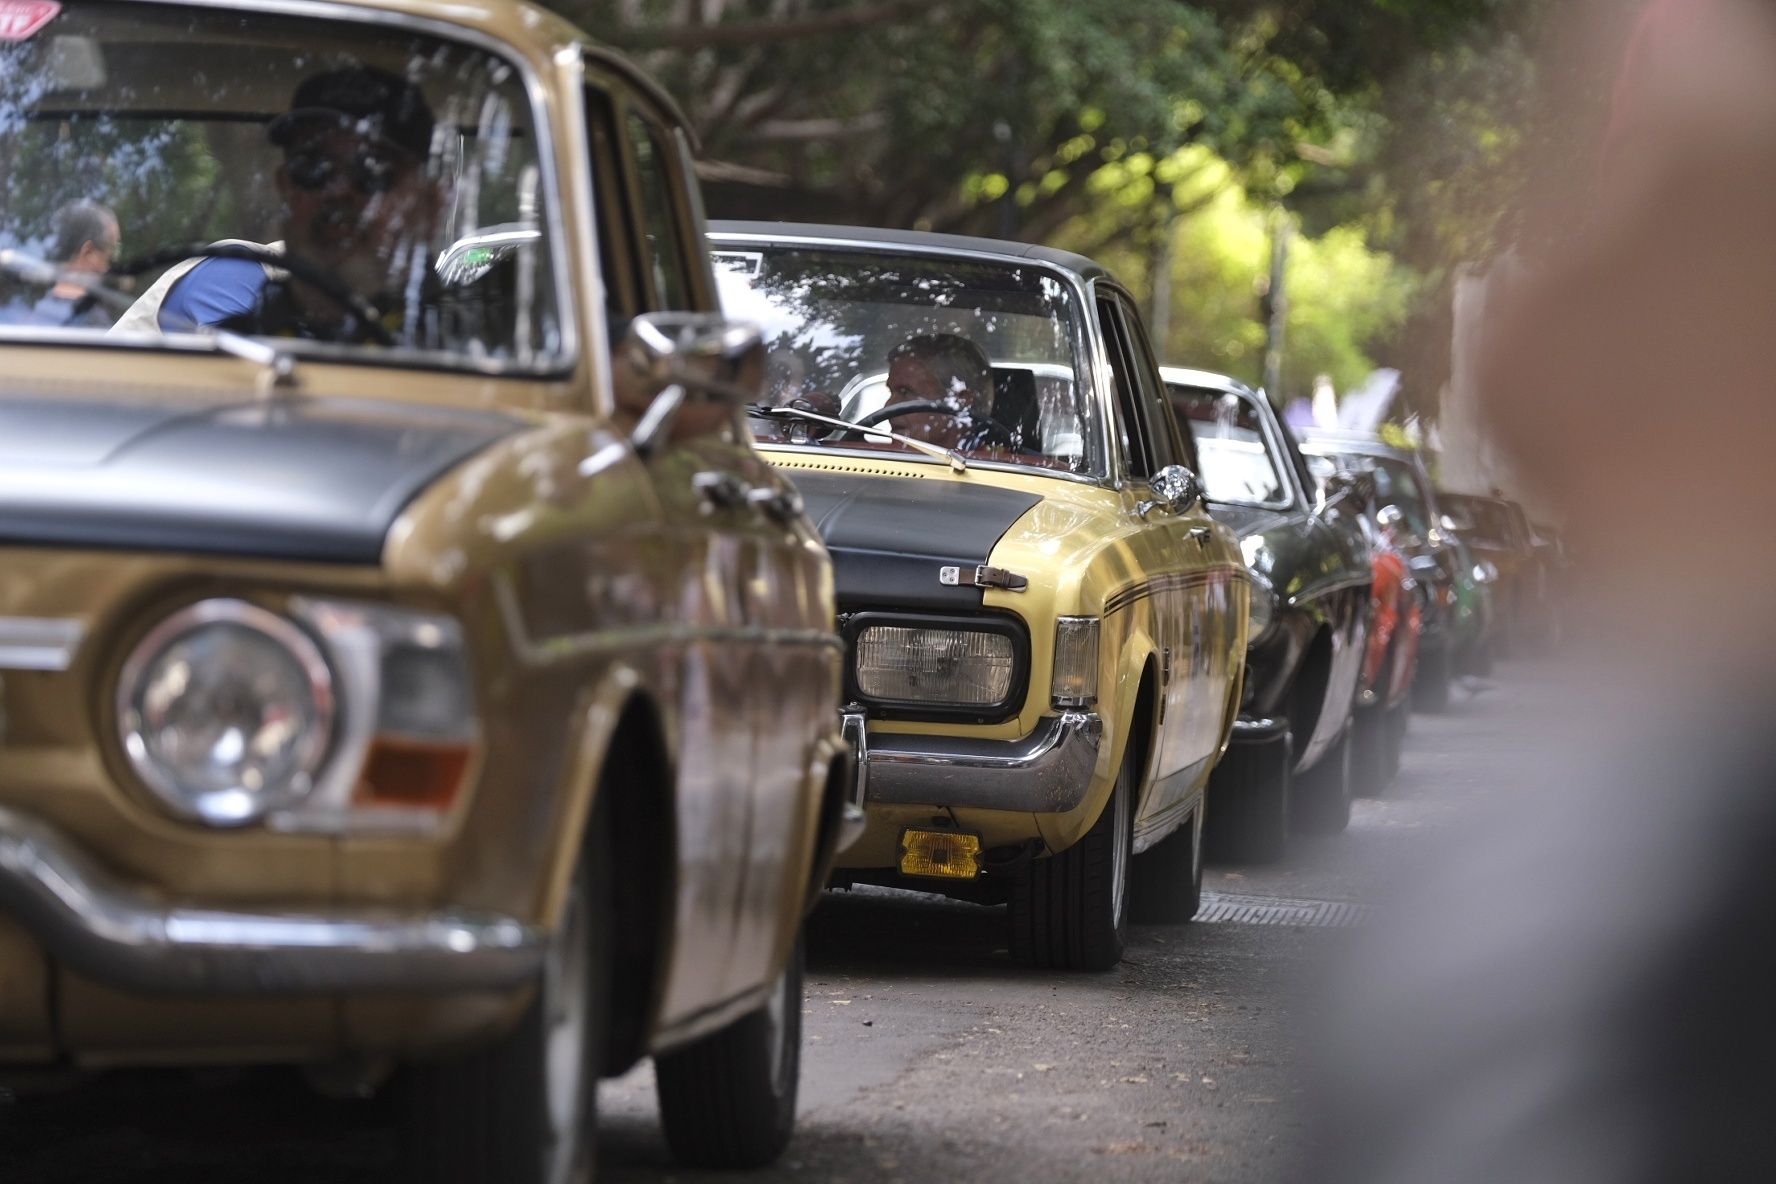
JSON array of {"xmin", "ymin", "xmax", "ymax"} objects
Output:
[
  {"xmin": 1008, "ymin": 743, "xmax": 1134, "ymax": 970},
  {"xmin": 655, "ymin": 935, "xmax": 803, "ymax": 1169},
  {"xmin": 1292, "ymin": 725, "xmax": 1353, "ymax": 836},
  {"xmin": 1203, "ymin": 728, "xmax": 1293, "ymax": 865},
  {"xmin": 1129, "ymin": 804, "xmax": 1205, "ymax": 923},
  {"xmin": 399, "ymin": 821, "xmax": 608, "ymax": 1184}
]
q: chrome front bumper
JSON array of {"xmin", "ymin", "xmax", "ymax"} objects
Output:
[
  {"xmin": 0, "ymin": 806, "xmax": 543, "ymax": 995},
  {"xmin": 863, "ymin": 711, "xmax": 1103, "ymax": 814}
]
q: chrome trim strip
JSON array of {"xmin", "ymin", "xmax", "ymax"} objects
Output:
[
  {"xmin": 864, "ymin": 711, "xmax": 1103, "ymax": 814},
  {"xmin": 0, "ymin": 617, "xmax": 85, "ymax": 672},
  {"xmin": 0, "ymin": 806, "xmax": 544, "ymax": 994},
  {"xmin": 494, "ymin": 573, "xmax": 845, "ymax": 667},
  {"xmin": 839, "ymin": 709, "xmax": 869, "ymax": 848}
]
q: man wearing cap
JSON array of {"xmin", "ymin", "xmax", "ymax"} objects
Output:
[{"xmin": 118, "ymin": 64, "xmax": 443, "ymax": 342}]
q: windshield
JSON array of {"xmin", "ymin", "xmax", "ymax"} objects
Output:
[
  {"xmin": 712, "ymin": 244, "xmax": 1101, "ymax": 476},
  {"xmin": 1306, "ymin": 448, "xmax": 1431, "ymax": 535},
  {"xmin": 1446, "ymin": 497, "xmax": 1522, "ymax": 547},
  {"xmin": 0, "ymin": 2, "xmax": 563, "ymax": 370},
  {"xmin": 1167, "ymin": 383, "xmax": 1288, "ymax": 506}
]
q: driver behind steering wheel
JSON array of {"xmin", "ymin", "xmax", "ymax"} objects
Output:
[
  {"xmin": 116, "ymin": 66, "xmax": 443, "ymax": 344},
  {"xmin": 882, "ymin": 332, "xmax": 998, "ymax": 450}
]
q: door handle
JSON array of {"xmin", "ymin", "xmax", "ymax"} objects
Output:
[
  {"xmin": 746, "ymin": 484, "xmax": 806, "ymax": 525},
  {"xmin": 692, "ymin": 470, "xmax": 749, "ymax": 513},
  {"xmin": 1187, "ymin": 526, "xmax": 1212, "ymax": 544}
]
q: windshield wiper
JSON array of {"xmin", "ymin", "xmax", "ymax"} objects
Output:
[
  {"xmin": 0, "ymin": 247, "xmax": 297, "ymax": 392},
  {"xmin": 748, "ymin": 403, "xmax": 969, "ymax": 473}
]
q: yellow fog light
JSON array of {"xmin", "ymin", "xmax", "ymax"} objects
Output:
[{"xmin": 898, "ymin": 829, "xmax": 983, "ymax": 879}]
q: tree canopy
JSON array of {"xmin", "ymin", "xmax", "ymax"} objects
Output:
[{"xmin": 559, "ymin": 1, "xmax": 1542, "ymax": 408}]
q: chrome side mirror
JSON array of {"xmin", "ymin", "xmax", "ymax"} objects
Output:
[
  {"xmin": 621, "ymin": 313, "xmax": 766, "ymax": 455},
  {"xmin": 1138, "ymin": 464, "xmax": 1202, "ymax": 517},
  {"xmin": 1374, "ymin": 503, "xmax": 1406, "ymax": 531}
]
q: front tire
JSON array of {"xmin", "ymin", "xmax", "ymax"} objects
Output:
[
  {"xmin": 655, "ymin": 935, "xmax": 803, "ymax": 1169},
  {"xmin": 1203, "ymin": 727, "xmax": 1293, "ymax": 865},
  {"xmin": 1350, "ymin": 706, "xmax": 1391, "ymax": 799},
  {"xmin": 1292, "ymin": 725, "xmax": 1353, "ymax": 836},
  {"xmin": 399, "ymin": 824, "xmax": 608, "ymax": 1184},
  {"xmin": 1008, "ymin": 742, "xmax": 1134, "ymax": 971},
  {"xmin": 1130, "ymin": 804, "xmax": 1205, "ymax": 923},
  {"xmin": 1413, "ymin": 642, "xmax": 1453, "ymax": 713}
]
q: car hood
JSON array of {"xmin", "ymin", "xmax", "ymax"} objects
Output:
[
  {"xmin": 785, "ymin": 468, "xmax": 1043, "ymax": 612},
  {"xmin": 0, "ymin": 392, "xmax": 520, "ymax": 564}
]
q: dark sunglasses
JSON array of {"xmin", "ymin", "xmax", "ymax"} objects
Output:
[{"xmin": 285, "ymin": 149, "xmax": 405, "ymax": 195}]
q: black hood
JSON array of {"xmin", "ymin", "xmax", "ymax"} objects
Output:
[
  {"xmin": 786, "ymin": 468, "xmax": 1042, "ymax": 612},
  {"xmin": 0, "ymin": 393, "xmax": 519, "ymax": 564}
]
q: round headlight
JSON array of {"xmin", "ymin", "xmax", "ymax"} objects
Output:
[
  {"xmin": 1248, "ymin": 580, "xmax": 1277, "ymax": 642},
  {"xmin": 117, "ymin": 599, "xmax": 335, "ymax": 826}
]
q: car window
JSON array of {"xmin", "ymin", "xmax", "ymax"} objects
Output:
[
  {"xmin": 1111, "ymin": 292, "xmax": 1190, "ymax": 474},
  {"xmin": 625, "ymin": 112, "xmax": 693, "ymax": 311},
  {"xmin": 1097, "ymin": 296, "xmax": 1156, "ymax": 479},
  {"xmin": 1170, "ymin": 384, "xmax": 1288, "ymax": 506},
  {"xmin": 714, "ymin": 244, "xmax": 1102, "ymax": 476},
  {"xmin": 0, "ymin": 1, "xmax": 566, "ymax": 371}
]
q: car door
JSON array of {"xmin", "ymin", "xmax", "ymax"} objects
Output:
[
  {"xmin": 1097, "ymin": 290, "xmax": 1233, "ymax": 831},
  {"xmin": 602, "ymin": 91, "xmax": 822, "ymax": 1003}
]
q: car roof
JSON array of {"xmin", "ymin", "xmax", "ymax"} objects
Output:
[
  {"xmin": 708, "ymin": 221, "xmax": 1118, "ymax": 286},
  {"xmin": 1296, "ymin": 430, "xmax": 1416, "ymax": 462},
  {"xmin": 1158, "ymin": 365, "xmax": 1258, "ymax": 398}
]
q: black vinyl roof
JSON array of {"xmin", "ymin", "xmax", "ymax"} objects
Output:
[{"xmin": 707, "ymin": 220, "xmax": 1118, "ymax": 286}]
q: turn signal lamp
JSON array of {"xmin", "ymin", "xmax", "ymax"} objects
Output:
[
  {"xmin": 1051, "ymin": 617, "xmax": 1100, "ymax": 707},
  {"xmin": 898, "ymin": 829, "xmax": 983, "ymax": 879}
]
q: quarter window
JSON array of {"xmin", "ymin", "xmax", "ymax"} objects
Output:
[{"xmin": 625, "ymin": 114, "xmax": 693, "ymax": 311}]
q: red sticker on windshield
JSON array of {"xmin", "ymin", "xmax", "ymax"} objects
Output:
[{"xmin": 0, "ymin": 0, "xmax": 60, "ymax": 42}]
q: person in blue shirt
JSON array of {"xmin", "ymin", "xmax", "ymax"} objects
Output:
[{"xmin": 154, "ymin": 65, "xmax": 444, "ymax": 344}]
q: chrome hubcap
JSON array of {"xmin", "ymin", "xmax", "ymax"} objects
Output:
[
  {"xmin": 542, "ymin": 864, "xmax": 591, "ymax": 1184},
  {"xmin": 1109, "ymin": 775, "xmax": 1131, "ymax": 925},
  {"xmin": 763, "ymin": 962, "xmax": 794, "ymax": 1097}
]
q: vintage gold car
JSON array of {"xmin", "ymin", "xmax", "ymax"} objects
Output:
[
  {"xmin": 0, "ymin": 3, "xmax": 857, "ymax": 1180},
  {"xmin": 711, "ymin": 223, "xmax": 1250, "ymax": 971}
]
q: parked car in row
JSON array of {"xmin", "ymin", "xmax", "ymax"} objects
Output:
[
  {"xmin": 1297, "ymin": 431, "xmax": 1482, "ymax": 711},
  {"xmin": 712, "ymin": 224, "xmax": 1250, "ymax": 968},
  {"xmin": 1438, "ymin": 490, "xmax": 1554, "ymax": 652},
  {"xmin": 0, "ymin": 2, "xmax": 859, "ymax": 1179},
  {"xmin": 1162, "ymin": 368, "xmax": 1370, "ymax": 860}
]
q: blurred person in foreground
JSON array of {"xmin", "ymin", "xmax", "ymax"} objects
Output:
[{"xmin": 1316, "ymin": 2, "xmax": 1776, "ymax": 1182}]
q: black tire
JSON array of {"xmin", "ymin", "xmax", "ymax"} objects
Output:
[
  {"xmin": 1007, "ymin": 742, "xmax": 1134, "ymax": 971},
  {"xmin": 1203, "ymin": 728, "xmax": 1293, "ymax": 865},
  {"xmin": 1385, "ymin": 698, "xmax": 1409, "ymax": 781},
  {"xmin": 399, "ymin": 821, "xmax": 609, "ymax": 1184},
  {"xmin": 1413, "ymin": 642, "xmax": 1453, "ymax": 713},
  {"xmin": 1129, "ymin": 804, "xmax": 1205, "ymax": 923},
  {"xmin": 1292, "ymin": 725, "xmax": 1352, "ymax": 836},
  {"xmin": 1350, "ymin": 706, "xmax": 1390, "ymax": 799},
  {"xmin": 655, "ymin": 935, "xmax": 803, "ymax": 1169}
]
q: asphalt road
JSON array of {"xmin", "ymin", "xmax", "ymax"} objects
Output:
[{"xmin": 0, "ymin": 658, "xmax": 1552, "ymax": 1184}]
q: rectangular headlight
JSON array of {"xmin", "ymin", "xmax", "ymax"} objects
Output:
[
  {"xmin": 854, "ymin": 624, "xmax": 1016, "ymax": 706},
  {"xmin": 1051, "ymin": 617, "xmax": 1100, "ymax": 707}
]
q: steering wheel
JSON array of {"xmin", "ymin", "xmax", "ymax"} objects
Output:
[
  {"xmin": 853, "ymin": 400, "xmax": 1019, "ymax": 448},
  {"xmin": 113, "ymin": 243, "xmax": 397, "ymax": 347}
]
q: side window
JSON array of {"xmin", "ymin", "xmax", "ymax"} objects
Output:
[
  {"xmin": 1098, "ymin": 297, "xmax": 1154, "ymax": 480},
  {"xmin": 584, "ymin": 85, "xmax": 639, "ymax": 323},
  {"xmin": 624, "ymin": 112, "xmax": 695, "ymax": 311},
  {"xmin": 1113, "ymin": 293, "xmax": 1190, "ymax": 474}
]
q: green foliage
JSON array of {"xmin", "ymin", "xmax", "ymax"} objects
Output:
[{"xmin": 1053, "ymin": 144, "xmax": 1415, "ymax": 401}]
